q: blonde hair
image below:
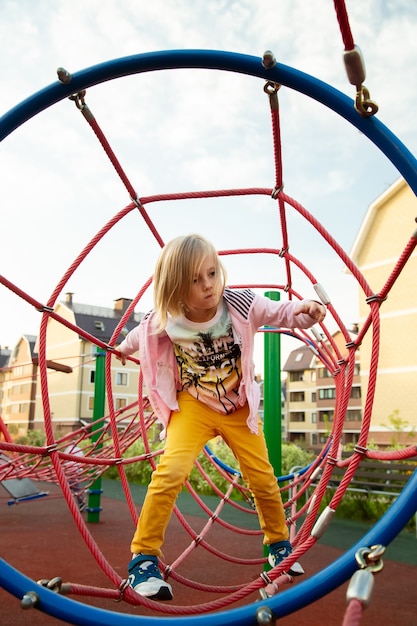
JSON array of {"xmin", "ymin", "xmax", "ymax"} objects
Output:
[{"xmin": 153, "ymin": 234, "xmax": 227, "ymax": 330}]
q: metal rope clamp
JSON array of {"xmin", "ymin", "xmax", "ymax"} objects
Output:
[
  {"xmin": 343, "ymin": 46, "xmax": 379, "ymax": 116},
  {"xmin": 346, "ymin": 544, "xmax": 385, "ymax": 608}
]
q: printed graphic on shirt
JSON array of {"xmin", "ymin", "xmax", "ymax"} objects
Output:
[{"xmin": 166, "ymin": 304, "xmax": 243, "ymax": 414}]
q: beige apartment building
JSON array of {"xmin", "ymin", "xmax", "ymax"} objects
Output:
[
  {"xmin": 315, "ymin": 329, "xmax": 362, "ymax": 447},
  {"xmin": 0, "ymin": 337, "xmax": 37, "ymax": 437},
  {"xmin": 283, "ymin": 328, "xmax": 361, "ymax": 450},
  {"xmin": 0, "ymin": 295, "xmax": 143, "ymax": 438},
  {"xmin": 282, "ymin": 343, "xmax": 317, "ymax": 447},
  {"xmin": 350, "ymin": 177, "xmax": 417, "ymax": 446},
  {"xmin": 283, "ymin": 177, "xmax": 416, "ymax": 450}
]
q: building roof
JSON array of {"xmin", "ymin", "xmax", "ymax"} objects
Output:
[
  {"xmin": 0, "ymin": 348, "xmax": 11, "ymax": 370},
  {"xmin": 282, "ymin": 344, "xmax": 316, "ymax": 372},
  {"xmin": 24, "ymin": 335, "xmax": 37, "ymax": 354},
  {"xmin": 72, "ymin": 311, "xmax": 139, "ymax": 344},
  {"xmin": 349, "ymin": 177, "xmax": 404, "ymax": 264},
  {"xmin": 62, "ymin": 297, "xmax": 143, "ymax": 345}
]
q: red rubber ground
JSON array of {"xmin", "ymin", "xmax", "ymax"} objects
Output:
[{"xmin": 1, "ymin": 483, "xmax": 415, "ymax": 626}]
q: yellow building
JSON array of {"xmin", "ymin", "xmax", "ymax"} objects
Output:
[
  {"xmin": 283, "ymin": 343, "xmax": 319, "ymax": 448},
  {"xmin": 350, "ymin": 178, "xmax": 417, "ymax": 446},
  {"xmin": 283, "ymin": 328, "xmax": 361, "ymax": 450},
  {"xmin": 0, "ymin": 295, "xmax": 143, "ymax": 438},
  {"xmin": 0, "ymin": 336, "xmax": 37, "ymax": 439}
]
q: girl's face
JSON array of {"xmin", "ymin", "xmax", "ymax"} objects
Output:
[{"xmin": 184, "ymin": 255, "xmax": 222, "ymax": 323}]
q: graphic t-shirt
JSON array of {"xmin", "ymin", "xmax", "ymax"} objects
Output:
[{"xmin": 165, "ymin": 301, "xmax": 243, "ymax": 414}]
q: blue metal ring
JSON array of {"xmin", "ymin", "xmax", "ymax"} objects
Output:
[
  {"xmin": 1, "ymin": 49, "xmax": 417, "ymax": 198},
  {"xmin": 1, "ymin": 49, "xmax": 417, "ymax": 624}
]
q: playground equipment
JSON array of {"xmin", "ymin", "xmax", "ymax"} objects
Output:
[{"xmin": 1, "ymin": 3, "xmax": 417, "ymax": 625}]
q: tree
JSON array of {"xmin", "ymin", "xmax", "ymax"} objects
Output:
[{"xmin": 381, "ymin": 409, "xmax": 416, "ymax": 448}]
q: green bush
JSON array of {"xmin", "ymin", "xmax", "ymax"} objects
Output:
[
  {"xmin": 319, "ymin": 487, "xmax": 415, "ymax": 532},
  {"xmin": 321, "ymin": 490, "xmax": 391, "ymax": 521},
  {"xmin": 280, "ymin": 443, "xmax": 314, "ymax": 475},
  {"xmin": 104, "ymin": 438, "xmax": 161, "ymax": 485},
  {"xmin": 104, "ymin": 438, "xmax": 314, "ymax": 500},
  {"xmin": 188, "ymin": 439, "xmax": 241, "ymax": 497},
  {"xmin": 15, "ymin": 429, "xmax": 46, "ymax": 447}
]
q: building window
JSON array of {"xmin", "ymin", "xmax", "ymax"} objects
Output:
[
  {"xmin": 345, "ymin": 433, "xmax": 360, "ymax": 445},
  {"xmin": 289, "ymin": 371, "xmax": 304, "ymax": 382},
  {"xmin": 289, "ymin": 432, "xmax": 306, "ymax": 443},
  {"xmin": 116, "ymin": 372, "xmax": 128, "ymax": 386},
  {"xmin": 94, "ymin": 320, "xmax": 105, "ymax": 331},
  {"xmin": 289, "ymin": 391, "xmax": 305, "ymax": 402},
  {"xmin": 350, "ymin": 386, "xmax": 361, "ymax": 399},
  {"xmin": 11, "ymin": 383, "xmax": 31, "ymax": 396},
  {"xmin": 115, "ymin": 398, "xmax": 127, "ymax": 411},
  {"xmin": 319, "ymin": 411, "xmax": 334, "ymax": 423},
  {"xmin": 345, "ymin": 409, "xmax": 362, "ymax": 421},
  {"xmin": 90, "ymin": 370, "xmax": 95, "ymax": 384},
  {"xmin": 289, "ymin": 412, "xmax": 305, "ymax": 422},
  {"xmin": 310, "ymin": 371, "xmax": 316, "ymax": 382},
  {"xmin": 88, "ymin": 396, "xmax": 94, "ymax": 410},
  {"xmin": 311, "ymin": 412, "xmax": 317, "ymax": 423},
  {"xmin": 11, "ymin": 403, "xmax": 29, "ymax": 414},
  {"xmin": 317, "ymin": 367, "xmax": 333, "ymax": 379},
  {"xmin": 311, "ymin": 392, "xmax": 316, "ymax": 402},
  {"xmin": 318, "ymin": 387, "xmax": 336, "ymax": 400},
  {"xmin": 13, "ymin": 366, "xmax": 23, "ymax": 378}
]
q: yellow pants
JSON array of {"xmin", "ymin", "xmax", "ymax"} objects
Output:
[{"xmin": 131, "ymin": 392, "xmax": 289, "ymax": 556}]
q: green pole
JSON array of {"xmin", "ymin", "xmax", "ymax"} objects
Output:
[
  {"xmin": 263, "ymin": 291, "xmax": 282, "ymax": 568},
  {"xmin": 263, "ymin": 291, "xmax": 282, "ymax": 475},
  {"xmin": 87, "ymin": 349, "xmax": 106, "ymax": 523}
]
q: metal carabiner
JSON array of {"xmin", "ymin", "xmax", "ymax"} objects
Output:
[
  {"xmin": 355, "ymin": 85, "xmax": 379, "ymax": 117},
  {"xmin": 355, "ymin": 544, "xmax": 385, "ymax": 573},
  {"xmin": 263, "ymin": 81, "xmax": 281, "ymax": 111},
  {"xmin": 347, "ymin": 544, "xmax": 385, "ymax": 608},
  {"xmin": 37, "ymin": 576, "xmax": 63, "ymax": 593},
  {"xmin": 69, "ymin": 90, "xmax": 87, "ymax": 110}
]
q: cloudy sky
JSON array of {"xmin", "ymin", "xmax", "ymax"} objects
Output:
[{"xmin": 1, "ymin": 0, "xmax": 417, "ymax": 366}]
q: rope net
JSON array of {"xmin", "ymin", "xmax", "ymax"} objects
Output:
[{"xmin": 1, "ymin": 34, "xmax": 417, "ymax": 626}]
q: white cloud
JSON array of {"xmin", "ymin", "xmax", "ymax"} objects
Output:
[{"xmin": 1, "ymin": 0, "xmax": 416, "ymax": 359}]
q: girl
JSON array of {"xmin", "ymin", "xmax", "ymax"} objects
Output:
[{"xmin": 118, "ymin": 234, "xmax": 326, "ymax": 600}]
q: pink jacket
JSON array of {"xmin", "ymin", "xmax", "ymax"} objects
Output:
[{"xmin": 118, "ymin": 288, "xmax": 318, "ymax": 434}]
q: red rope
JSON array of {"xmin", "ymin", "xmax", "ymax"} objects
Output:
[
  {"xmin": 270, "ymin": 98, "xmax": 284, "ymax": 190},
  {"xmin": 342, "ymin": 598, "xmax": 363, "ymax": 626},
  {"xmin": 81, "ymin": 107, "xmax": 165, "ymax": 247},
  {"xmin": 333, "ymin": 0, "xmax": 355, "ymax": 50},
  {"xmin": 266, "ymin": 85, "xmax": 293, "ymax": 292},
  {"xmin": 1, "ymin": 57, "xmax": 414, "ymax": 619},
  {"xmin": 367, "ymin": 445, "xmax": 417, "ymax": 462},
  {"xmin": 378, "ymin": 233, "xmax": 417, "ymax": 300}
]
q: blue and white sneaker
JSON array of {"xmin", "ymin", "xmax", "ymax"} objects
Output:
[
  {"xmin": 128, "ymin": 554, "xmax": 173, "ymax": 600},
  {"xmin": 268, "ymin": 540, "xmax": 304, "ymax": 576}
]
